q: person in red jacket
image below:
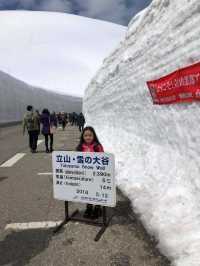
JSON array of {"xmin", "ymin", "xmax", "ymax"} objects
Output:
[{"xmin": 76, "ymin": 126, "xmax": 104, "ymax": 219}]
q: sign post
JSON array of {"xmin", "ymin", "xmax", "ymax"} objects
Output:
[{"xmin": 52, "ymin": 151, "xmax": 116, "ymax": 241}]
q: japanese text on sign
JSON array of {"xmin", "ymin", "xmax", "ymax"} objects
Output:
[
  {"xmin": 147, "ymin": 61, "xmax": 200, "ymax": 104},
  {"xmin": 52, "ymin": 151, "xmax": 116, "ymax": 207}
]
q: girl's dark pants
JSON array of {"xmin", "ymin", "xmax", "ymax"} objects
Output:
[{"xmin": 28, "ymin": 130, "xmax": 38, "ymax": 151}]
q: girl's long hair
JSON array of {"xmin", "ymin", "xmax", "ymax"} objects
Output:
[{"xmin": 76, "ymin": 126, "xmax": 101, "ymax": 151}]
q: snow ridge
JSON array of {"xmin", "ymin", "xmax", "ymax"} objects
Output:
[
  {"xmin": 0, "ymin": 71, "xmax": 82, "ymax": 123},
  {"xmin": 84, "ymin": 0, "xmax": 200, "ymax": 265}
]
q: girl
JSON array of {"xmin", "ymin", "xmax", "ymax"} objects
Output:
[{"xmin": 76, "ymin": 126, "xmax": 104, "ymax": 219}]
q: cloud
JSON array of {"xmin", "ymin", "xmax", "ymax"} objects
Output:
[
  {"xmin": 74, "ymin": 0, "xmax": 151, "ymax": 25},
  {"xmin": 38, "ymin": 0, "xmax": 72, "ymax": 12},
  {"xmin": 0, "ymin": 0, "xmax": 152, "ymax": 25},
  {"xmin": 0, "ymin": 0, "xmax": 35, "ymax": 9},
  {"xmin": 76, "ymin": 0, "xmax": 128, "ymax": 23},
  {"xmin": 0, "ymin": 0, "xmax": 72, "ymax": 12}
]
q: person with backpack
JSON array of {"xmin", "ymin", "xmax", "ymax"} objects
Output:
[
  {"xmin": 76, "ymin": 126, "xmax": 104, "ymax": 219},
  {"xmin": 23, "ymin": 105, "xmax": 40, "ymax": 153},
  {"xmin": 40, "ymin": 109, "xmax": 57, "ymax": 153}
]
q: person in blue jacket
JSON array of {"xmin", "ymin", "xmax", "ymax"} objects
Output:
[{"xmin": 40, "ymin": 109, "xmax": 57, "ymax": 153}]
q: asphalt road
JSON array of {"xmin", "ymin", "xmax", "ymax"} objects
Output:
[
  {"xmin": 0, "ymin": 124, "xmax": 27, "ymax": 164},
  {"xmin": 0, "ymin": 124, "xmax": 171, "ymax": 266}
]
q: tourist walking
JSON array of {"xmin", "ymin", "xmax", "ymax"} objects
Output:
[
  {"xmin": 40, "ymin": 109, "xmax": 57, "ymax": 153},
  {"xmin": 23, "ymin": 105, "xmax": 40, "ymax": 153}
]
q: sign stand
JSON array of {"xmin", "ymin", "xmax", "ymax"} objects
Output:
[{"xmin": 53, "ymin": 201, "xmax": 114, "ymax": 241}]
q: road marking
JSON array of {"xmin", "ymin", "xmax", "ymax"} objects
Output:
[
  {"xmin": 38, "ymin": 172, "xmax": 53, "ymax": 176},
  {"xmin": 38, "ymin": 140, "xmax": 44, "ymax": 145},
  {"xmin": 5, "ymin": 221, "xmax": 62, "ymax": 231},
  {"xmin": 0, "ymin": 153, "xmax": 26, "ymax": 168}
]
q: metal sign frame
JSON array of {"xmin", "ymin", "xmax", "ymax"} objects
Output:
[{"xmin": 53, "ymin": 201, "xmax": 114, "ymax": 241}]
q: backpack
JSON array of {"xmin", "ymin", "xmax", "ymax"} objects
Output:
[{"xmin": 26, "ymin": 113, "xmax": 35, "ymax": 131}]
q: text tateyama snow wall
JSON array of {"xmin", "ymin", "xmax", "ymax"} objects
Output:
[
  {"xmin": 84, "ymin": 0, "xmax": 200, "ymax": 265},
  {"xmin": 0, "ymin": 71, "xmax": 82, "ymax": 123}
]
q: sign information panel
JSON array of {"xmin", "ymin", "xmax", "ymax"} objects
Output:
[{"xmin": 52, "ymin": 151, "xmax": 116, "ymax": 207}]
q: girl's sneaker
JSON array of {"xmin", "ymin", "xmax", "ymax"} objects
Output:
[
  {"xmin": 91, "ymin": 206, "xmax": 102, "ymax": 220},
  {"xmin": 83, "ymin": 205, "xmax": 93, "ymax": 219}
]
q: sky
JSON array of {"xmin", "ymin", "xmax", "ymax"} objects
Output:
[{"xmin": 0, "ymin": 0, "xmax": 152, "ymax": 25}]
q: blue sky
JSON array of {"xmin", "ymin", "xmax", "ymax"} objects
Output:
[{"xmin": 0, "ymin": 0, "xmax": 152, "ymax": 25}]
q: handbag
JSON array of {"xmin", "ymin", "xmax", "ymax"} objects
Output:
[{"xmin": 50, "ymin": 125, "xmax": 57, "ymax": 134}]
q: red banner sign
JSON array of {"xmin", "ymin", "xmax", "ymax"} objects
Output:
[{"xmin": 147, "ymin": 62, "xmax": 200, "ymax": 104}]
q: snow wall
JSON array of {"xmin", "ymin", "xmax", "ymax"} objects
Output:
[
  {"xmin": 84, "ymin": 0, "xmax": 200, "ymax": 265},
  {"xmin": 0, "ymin": 71, "xmax": 82, "ymax": 124}
]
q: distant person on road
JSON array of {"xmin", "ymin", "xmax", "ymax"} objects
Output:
[
  {"xmin": 51, "ymin": 111, "xmax": 57, "ymax": 124},
  {"xmin": 35, "ymin": 110, "xmax": 41, "ymax": 144},
  {"xmin": 77, "ymin": 112, "xmax": 85, "ymax": 132},
  {"xmin": 65, "ymin": 113, "xmax": 68, "ymax": 126},
  {"xmin": 61, "ymin": 112, "xmax": 67, "ymax": 130},
  {"xmin": 69, "ymin": 113, "xmax": 73, "ymax": 125},
  {"xmin": 76, "ymin": 126, "xmax": 104, "ymax": 219},
  {"xmin": 40, "ymin": 109, "xmax": 57, "ymax": 153},
  {"xmin": 50, "ymin": 111, "xmax": 58, "ymax": 134},
  {"xmin": 23, "ymin": 105, "xmax": 40, "ymax": 153},
  {"xmin": 71, "ymin": 112, "xmax": 75, "ymax": 126},
  {"xmin": 57, "ymin": 112, "xmax": 62, "ymax": 127},
  {"xmin": 75, "ymin": 112, "xmax": 79, "ymax": 126},
  {"xmin": 71, "ymin": 112, "xmax": 78, "ymax": 126}
]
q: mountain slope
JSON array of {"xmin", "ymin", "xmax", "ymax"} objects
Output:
[
  {"xmin": 0, "ymin": 11, "xmax": 126, "ymax": 96},
  {"xmin": 0, "ymin": 70, "xmax": 82, "ymax": 123},
  {"xmin": 84, "ymin": 1, "xmax": 200, "ymax": 265}
]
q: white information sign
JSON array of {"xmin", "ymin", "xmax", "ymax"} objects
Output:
[{"xmin": 52, "ymin": 151, "xmax": 116, "ymax": 207}]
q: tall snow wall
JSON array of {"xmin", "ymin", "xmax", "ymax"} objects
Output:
[
  {"xmin": 83, "ymin": 0, "xmax": 200, "ymax": 265},
  {"xmin": 0, "ymin": 71, "xmax": 82, "ymax": 123}
]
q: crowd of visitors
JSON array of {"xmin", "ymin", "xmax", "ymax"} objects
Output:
[{"xmin": 23, "ymin": 105, "xmax": 85, "ymax": 153}]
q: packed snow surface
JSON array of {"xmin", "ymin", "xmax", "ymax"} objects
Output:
[
  {"xmin": 84, "ymin": 0, "xmax": 200, "ymax": 265},
  {"xmin": 0, "ymin": 70, "xmax": 82, "ymax": 123},
  {"xmin": 0, "ymin": 11, "xmax": 126, "ymax": 96}
]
